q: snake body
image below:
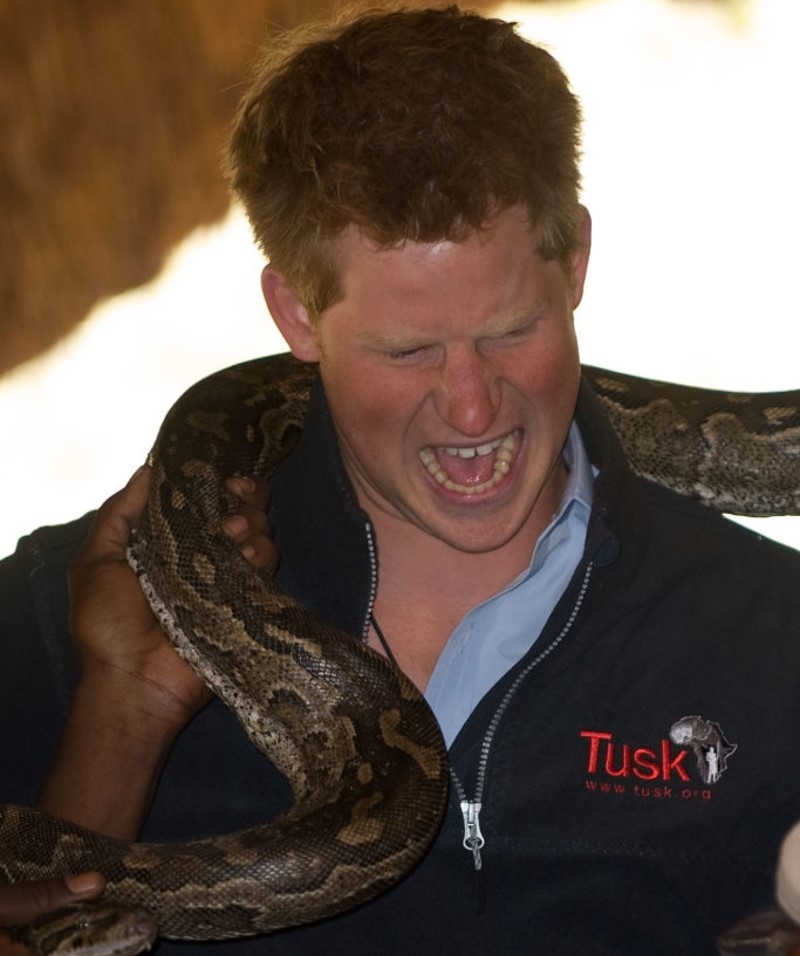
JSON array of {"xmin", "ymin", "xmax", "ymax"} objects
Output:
[
  {"xmin": 1, "ymin": 353, "xmax": 799, "ymax": 952},
  {"xmin": 585, "ymin": 364, "xmax": 800, "ymax": 516}
]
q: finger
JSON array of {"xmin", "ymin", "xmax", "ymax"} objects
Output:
[
  {"xmin": 239, "ymin": 535, "xmax": 279, "ymax": 572},
  {"xmin": 221, "ymin": 519, "xmax": 278, "ymax": 571},
  {"xmin": 222, "ymin": 511, "xmax": 270, "ymax": 543},
  {"xmin": 225, "ymin": 476, "xmax": 270, "ymax": 511},
  {"xmin": 0, "ymin": 873, "xmax": 105, "ymax": 928},
  {"xmin": 222, "ymin": 477, "xmax": 273, "ymax": 564},
  {"xmin": 77, "ymin": 465, "xmax": 152, "ymax": 569}
]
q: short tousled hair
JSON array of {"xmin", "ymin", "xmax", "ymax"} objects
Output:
[{"xmin": 226, "ymin": 4, "xmax": 583, "ymax": 317}]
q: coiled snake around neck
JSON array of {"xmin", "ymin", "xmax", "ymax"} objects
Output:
[{"xmin": 1, "ymin": 352, "xmax": 799, "ymax": 955}]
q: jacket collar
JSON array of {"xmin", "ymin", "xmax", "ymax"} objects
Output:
[
  {"xmin": 270, "ymin": 376, "xmax": 375, "ymax": 638},
  {"xmin": 576, "ymin": 375, "xmax": 663, "ymax": 601}
]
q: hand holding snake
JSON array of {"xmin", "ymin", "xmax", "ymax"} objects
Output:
[{"xmin": 1, "ymin": 473, "xmax": 277, "ymax": 956}]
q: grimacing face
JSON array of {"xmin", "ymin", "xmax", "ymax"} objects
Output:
[{"xmin": 263, "ymin": 204, "xmax": 591, "ymax": 565}]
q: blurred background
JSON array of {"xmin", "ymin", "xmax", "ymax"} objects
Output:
[{"xmin": 2, "ymin": 0, "xmax": 798, "ymax": 558}]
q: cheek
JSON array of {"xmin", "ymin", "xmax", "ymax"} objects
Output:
[
  {"xmin": 364, "ymin": 392, "xmax": 422, "ymax": 457},
  {"xmin": 327, "ymin": 374, "xmax": 411, "ymax": 457},
  {"xmin": 514, "ymin": 334, "xmax": 581, "ymax": 419}
]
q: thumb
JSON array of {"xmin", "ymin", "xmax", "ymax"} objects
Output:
[
  {"xmin": 78, "ymin": 464, "xmax": 152, "ymax": 569},
  {"xmin": 0, "ymin": 873, "xmax": 105, "ymax": 928}
]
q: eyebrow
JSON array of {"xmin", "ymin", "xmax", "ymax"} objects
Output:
[
  {"xmin": 356, "ymin": 300, "xmax": 547, "ymax": 350},
  {"xmin": 482, "ymin": 302, "xmax": 547, "ymax": 335}
]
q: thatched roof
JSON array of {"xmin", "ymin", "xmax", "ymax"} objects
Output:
[{"xmin": 0, "ymin": 0, "xmax": 498, "ymax": 375}]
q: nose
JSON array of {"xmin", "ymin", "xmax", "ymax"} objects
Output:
[{"xmin": 432, "ymin": 346, "xmax": 501, "ymax": 437}]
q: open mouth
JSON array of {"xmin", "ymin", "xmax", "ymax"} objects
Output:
[{"xmin": 418, "ymin": 431, "xmax": 518, "ymax": 495}]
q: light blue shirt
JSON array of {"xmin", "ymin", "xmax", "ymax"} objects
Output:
[{"xmin": 424, "ymin": 423, "xmax": 595, "ymax": 747}]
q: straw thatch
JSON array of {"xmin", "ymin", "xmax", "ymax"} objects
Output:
[{"xmin": 0, "ymin": 1, "xmax": 503, "ymax": 375}]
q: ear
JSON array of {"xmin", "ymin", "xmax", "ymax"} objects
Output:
[
  {"xmin": 568, "ymin": 205, "xmax": 592, "ymax": 310},
  {"xmin": 260, "ymin": 265, "xmax": 321, "ymax": 362}
]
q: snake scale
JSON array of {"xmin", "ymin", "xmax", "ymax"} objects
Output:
[{"xmin": 1, "ymin": 352, "xmax": 799, "ymax": 954}]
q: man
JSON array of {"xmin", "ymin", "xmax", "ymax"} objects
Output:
[{"xmin": 3, "ymin": 6, "xmax": 800, "ymax": 954}]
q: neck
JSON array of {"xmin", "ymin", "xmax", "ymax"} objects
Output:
[
  {"xmin": 365, "ymin": 497, "xmax": 558, "ymax": 690},
  {"xmin": 376, "ymin": 517, "xmax": 532, "ymax": 607}
]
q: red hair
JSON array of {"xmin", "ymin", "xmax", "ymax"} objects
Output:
[{"xmin": 226, "ymin": 5, "xmax": 582, "ymax": 316}]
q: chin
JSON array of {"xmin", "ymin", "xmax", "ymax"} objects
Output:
[{"xmin": 431, "ymin": 517, "xmax": 530, "ymax": 555}]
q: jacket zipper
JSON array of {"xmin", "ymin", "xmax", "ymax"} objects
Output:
[
  {"xmin": 449, "ymin": 560, "xmax": 595, "ymax": 871},
  {"xmin": 361, "ymin": 519, "xmax": 380, "ymax": 643},
  {"xmin": 361, "ymin": 516, "xmax": 595, "ymax": 874}
]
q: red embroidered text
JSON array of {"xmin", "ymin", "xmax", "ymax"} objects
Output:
[{"xmin": 581, "ymin": 730, "xmax": 690, "ymax": 782}]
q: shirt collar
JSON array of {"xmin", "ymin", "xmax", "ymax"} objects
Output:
[
  {"xmin": 557, "ymin": 420, "xmax": 596, "ymax": 520},
  {"xmin": 512, "ymin": 421, "xmax": 595, "ymax": 585}
]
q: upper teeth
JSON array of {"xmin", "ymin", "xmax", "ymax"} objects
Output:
[{"xmin": 443, "ymin": 438, "xmax": 504, "ymax": 459}]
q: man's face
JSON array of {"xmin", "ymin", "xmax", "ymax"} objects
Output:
[{"xmin": 270, "ymin": 204, "xmax": 589, "ymax": 557}]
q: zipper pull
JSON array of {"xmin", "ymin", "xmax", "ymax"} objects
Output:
[{"xmin": 459, "ymin": 799, "xmax": 485, "ymax": 870}]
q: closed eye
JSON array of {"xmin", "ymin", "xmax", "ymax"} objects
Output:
[
  {"xmin": 481, "ymin": 322, "xmax": 536, "ymax": 350},
  {"xmin": 500, "ymin": 325, "xmax": 530, "ymax": 339},
  {"xmin": 386, "ymin": 345, "xmax": 428, "ymax": 362}
]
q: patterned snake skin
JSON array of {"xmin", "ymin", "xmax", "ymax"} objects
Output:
[
  {"xmin": 585, "ymin": 364, "xmax": 800, "ymax": 516},
  {"xmin": 1, "ymin": 353, "xmax": 798, "ymax": 953}
]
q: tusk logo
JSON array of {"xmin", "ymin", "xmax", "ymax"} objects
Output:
[
  {"xmin": 581, "ymin": 716, "xmax": 737, "ymax": 801},
  {"xmin": 669, "ymin": 715, "xmax": 737, "ymax": 785}
]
